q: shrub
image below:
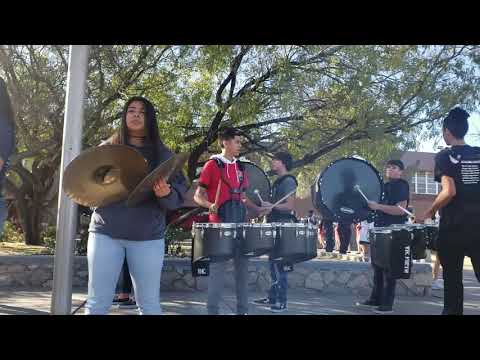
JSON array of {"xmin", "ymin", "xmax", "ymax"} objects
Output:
[{"xmin": 0, "ymin": 221, "xmax": 25, "ymax": 243}]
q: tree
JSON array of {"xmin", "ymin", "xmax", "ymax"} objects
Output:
[
  {"xmin": 0, "ymin": 45, "xmax": 479, "ymax": 244},
  {"xmin": 152, "ymin": 45, "xmax": 479, "ymax": 186}
]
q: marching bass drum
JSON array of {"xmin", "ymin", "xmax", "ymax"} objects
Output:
[
  {"xmin": 241, "ymin": 161, "xmax": 271, "ymax": 208},
  {"xmin": 313, "ymin": 157, "xmax": 384, "ymax": 223}
]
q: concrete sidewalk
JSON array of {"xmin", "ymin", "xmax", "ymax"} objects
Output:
[{"xmin": 1, "ymin": 270, "xmax": 479, "ymax": 316}]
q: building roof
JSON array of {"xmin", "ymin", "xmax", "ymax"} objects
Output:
[{"xmin": 400, "ymin": 151, "xmax": 436, "ymax": 172}]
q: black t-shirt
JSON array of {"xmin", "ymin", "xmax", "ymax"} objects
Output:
[
  {"xmin": 267, "ymin": 174, "xmax": 297, "ymax": 222},
  {"xmin": 374, "ymin": 179, "xmax": 410, "ymax": 227},
  {"xmin": 434, "ymin": 145, "xmax": 480, "ymax": 227}
]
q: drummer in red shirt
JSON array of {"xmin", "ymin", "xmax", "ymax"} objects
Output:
[{"xmin": 194, "ymin": 127, "xmax": 263, "ymax": 315}]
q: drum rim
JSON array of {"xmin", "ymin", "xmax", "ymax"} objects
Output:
[
  {"xmin": 193, "ymin": 222, "xmax": 237, "ymax": 228},
  {"xmin": 277, "ymin": 223, "xmax": 306, "ymax": 227},
  {"xmin": 315, "ymin": 156, "xmax": 385, "ymax": 222},
  {"xmin": 371, "ymin": 226, "xmax": 413, "ymax": 233},
  {"xmin": 240, "ymin": 160, "xmax": 272, "ymax": 205}
]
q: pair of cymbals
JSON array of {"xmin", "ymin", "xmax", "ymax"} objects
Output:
[
  {"xmin": 62, "ymin": 144, "xmax": 188, "ymax": 208},
  {"xmin": 126, "ymin": 152, "xmax": 189, "ymax": 207}
]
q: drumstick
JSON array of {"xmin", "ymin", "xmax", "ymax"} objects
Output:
[
  {"xmin": 354, "ymin": 185, "xmax": 369, "ymax": 202},
  {"xmin": 214, "ymin": 181, "xmax": 222, "ymax": 208},
  {"xmin": 356, "ymin": 184, "xmax": 414, "ymax": 217},
  {"xmin": 254, "ymin": 189, "xmax": 264, "ymax": 203},
  {"xmin": 268, "ymin": 188, "xmax": 297, "ymax": 209},
  {"xmin": 397, "ymin": 205, "xmax": 415, "ymax": 218}
]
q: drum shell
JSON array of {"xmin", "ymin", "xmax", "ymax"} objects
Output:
[
  {"xmin": 272, "ymin": 224, "xmax": 317, "ymax": 264},
  {"xmin": 193, "ymin": 224, "xmax": 236, "ymax": 263},
  {"xmin": 370, "ymin": 228, "xmax": 413, "ymax": 279},
  {"xmin": 425, "ymin": 225, "xmax": 439, "ymax": 251},
  {"xmin": 390, "ymin": 224, "xmax": 427, "ymax": 260},
  {"xmin": 410, "ymin": 227, "xmax": 428, "ymax": 260},
  {"xmin": 240, "ymin": 224, "xmax": 275, "ymax": 257}
]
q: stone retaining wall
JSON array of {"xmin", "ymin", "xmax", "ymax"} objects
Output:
[{"xmin": 0, "ymin": 255, "xmax": 432, "ymax": 296}]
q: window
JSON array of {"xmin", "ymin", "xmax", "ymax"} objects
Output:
[{"xmin": 411, "ymin": 171, "xmax": 440, "ymax": 195}]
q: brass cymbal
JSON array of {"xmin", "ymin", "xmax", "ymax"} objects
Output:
[
  {"xmin": 62, "ymin": 145, "xmax": 148, "ymax": 207},
  {"xmin": 126, "ymin": 153, "xmax": 189, "ymax": 207}
]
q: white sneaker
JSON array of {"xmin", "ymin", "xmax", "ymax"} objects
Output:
[{"xmin": 431, "ymin": 279, "xmax": 444, "ymax": 290}]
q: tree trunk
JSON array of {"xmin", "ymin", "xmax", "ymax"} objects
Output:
[
  {"xmin": 26, "ymin": 204, "xmax": 42, "ymax": 245},
  {"xmin": 15, "ymin": 194, "xmax": 43, "ymax": 245}
]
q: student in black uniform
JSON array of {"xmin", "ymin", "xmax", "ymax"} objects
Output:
[
  {"xmin": 356, "ymin": 159, "xmax": 410, "ymax": 314},
  {"xmin": 416, "ymin": 107, "xmax": 480, "ymax": 315},
  {"xmin": 253, "ymin": 152, "xmax": 297, "ymax": 313}
]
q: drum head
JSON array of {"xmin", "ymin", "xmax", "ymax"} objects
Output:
[
  {"xmin": 314, "ymin": 157, "xmax": 384, "ymax": 223},
  {"xmin": 241, "ymin": 161, "xmax": 271, "ymax": 207}
]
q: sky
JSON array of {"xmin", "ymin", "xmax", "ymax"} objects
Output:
[{"xmin": 417, "ymin": 112, "xmax": 480, "ymax": 152}]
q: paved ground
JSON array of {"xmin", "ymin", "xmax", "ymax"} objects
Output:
[{"xmin": 1, "ymin": 269, "xmax": 479, "ymax": 315}]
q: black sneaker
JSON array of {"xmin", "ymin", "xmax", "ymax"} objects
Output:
[
  {"xmin": 373, "ymin": 306, "xmax": 393, "ymax": 314},
  {"xmin": 112, "ymin": 296, "xmax": 130, "ymax": 305},
  {"xmin": 355, "ymin": 300, "xmax": 380, "ymax": 308},
  {"xmin": 270, "ymin": 303, "xmax": 287, "ymax": 313},
  {"xmin": 118, "ymin": 298, "xmax": 137, "ymax": 309},
  {"xmin": 253, "ymin": 298, "xmax": 274, "ymax": 305}
]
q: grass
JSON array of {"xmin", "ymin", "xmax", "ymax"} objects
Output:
[{"xmin": 0, "ymin": 241, "xmax": 52, "ymax": 256}]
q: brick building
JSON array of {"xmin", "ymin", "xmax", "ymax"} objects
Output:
[{"xmin": 399, "ymin": 151, "xmax": 438, "ymax": 216}]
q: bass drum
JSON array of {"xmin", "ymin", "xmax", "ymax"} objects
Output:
[
  {"xmin": 241, "ymin": 161, "xmax": 271, "ymax": 207},
  {"xmin": 313, "ymin": 157, "xmax": 384, "ymax": 223}
]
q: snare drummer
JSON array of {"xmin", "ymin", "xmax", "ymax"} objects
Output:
[
  {"xmin": 416, "ymin": 108, "xmax": 480, "ymax": 315},
  {"xmin": 193, "ymin": 127, "xmax": 262, "ymax": 315},
  {"xmin": 253, "ymin": 152, "xmax": 297, "ymax": 313},
  {"xmin": 356, "ymin": 159, "xmax": 410, "ymax": 314}
]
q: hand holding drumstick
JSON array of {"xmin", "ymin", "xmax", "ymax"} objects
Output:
[{"xmin": 209, "ymin": 181, "xmax": 222, "ymax": 214}]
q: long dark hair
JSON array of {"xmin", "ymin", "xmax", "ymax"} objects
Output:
[
  {"xmin": 107, "ymin": 96, "xmax": 169, "ymax": 164},
  {"xmin": 0, "ymin": 77, "xmax": 15, "ymax": 126}
]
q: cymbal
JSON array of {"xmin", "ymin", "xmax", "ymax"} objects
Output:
[
  {"xmin": 62, "ymin": 145, "xmax": 148, "ymax": 207},
  {"xmin": 126, "ymin": 153, "xmax": 189, "ymax": 207}
]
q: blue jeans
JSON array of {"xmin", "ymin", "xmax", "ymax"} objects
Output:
[
  {"xmin": 85, "ymin": 232, "xmax": 165, "ymax": 315},
  {"xmin": 207, "ymin": 253, "xmax": 249, "ymax": 315},
  {"xmin": 268, "ymin": 260, "xmax": 288, "ymax": 304},
  {"xmin": 0, "ymin": 197, "xmax": 7, "ymax": 237}
]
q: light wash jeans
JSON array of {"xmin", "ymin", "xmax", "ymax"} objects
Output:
[{"xmin": 85, "ymin": 232, "xmax": 165, "ymax": 315}]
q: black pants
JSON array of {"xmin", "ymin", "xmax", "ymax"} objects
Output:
[
  {"xmin": 337, "ymin": 222, "xmax": 352, "ymax": 254},
  {"xmin": 322, "ymin": 219, "xmax": 335, "ymax": 252},
  {"xmin": 369, "ymin": 263, "xmax": 397, "ymax": 309},
  {"xmin": 438, "ymin": 224, "xmax": 480, "ymax": 315}
]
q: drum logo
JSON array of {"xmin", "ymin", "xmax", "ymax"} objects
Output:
[
  {"xmin": 265, "ymin": 231, "xmax": 272, "ymax": 236},
  {"xmin": 404, "ymin": 246, "xmax": 411, "ymax": 273},
  {"xmin": 340, "ymin": 207, "xmax": 355, "ymax": 214},
  {"xmin": 197, "ymin": 268, "xmax": 207, "ymax": 275}
]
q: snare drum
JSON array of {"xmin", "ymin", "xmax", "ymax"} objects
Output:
[
  {"xmin": 192, "ymin": 223, "xmax": 237, "ymax": 263},
  {"xmin": 390, "ymin": 224, "xmax": 428, "ymax": 260},
  {"xmin": 240, "ymin": 223, "xmax": 275, "ymax": 257},
  {"xmin": 424, "ymin": 224, "xmax": 439, "ymax": 251},
  {"xmin": 369, "ymin": 226, "xmax": 413, "ymax": 279},
  {"xmin": 272, "ymin": 223, "xmax": 317, "ymax": 264}
]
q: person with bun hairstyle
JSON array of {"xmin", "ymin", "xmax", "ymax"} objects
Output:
[{"xmin": 416, "ymin": 107, "xmax": 480, "ymax": 315}]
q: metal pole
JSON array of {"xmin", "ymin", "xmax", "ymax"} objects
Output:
[{"xmin": 51, "ymin": 45, "xmax": 89, "ymax": 315}]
